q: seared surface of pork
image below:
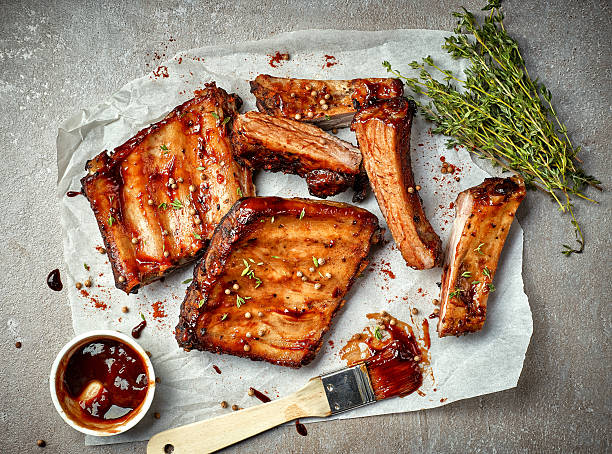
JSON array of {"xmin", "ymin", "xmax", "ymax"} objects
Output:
[
  {"xmin": 175, "ymin": 197, "xmax": 382, "ymax": 368},
  {"xmin": 232, "ymin": 111, "xmax": 366, "ymax": 200},
  {"xmin": 250, "ymin": 75, "xmax": 403, "ymax": 129},
  {"xmin": 351, "ymin": 97, "xmax": 442, "ymax": 269},
  {"xmin": 81, "ymin": 84, "xmax": 255, "ymax": 293},
  {"xmin": 438, "ymin": 176, "xmax": 526, "ymax": 337}
]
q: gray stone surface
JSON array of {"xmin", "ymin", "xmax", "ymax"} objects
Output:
[{"xmin": 0, "ymin": 0, "xmax": 610, "ymax": 452}]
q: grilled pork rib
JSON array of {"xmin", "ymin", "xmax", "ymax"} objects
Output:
[
  {"xmin": 438, "ymin": 177, "xmax": 526, "ymax": 337},
  {"xmin": 250, "ymin": 75, "xmax": 403, "ymax": 130},
  {"xmin": 351, "ymin": 97, "xmax": 442, "ymax": 269},
  {"xmin": 81, "ymin": 84, "xmax": 255, "ymax": 293},
  {"xmin": 175, "ymin": 197, "xmax": 382, "ymax": 368},
  {"xmin": 232, "ymin": 111, "xmax": 366, "ymax": 200}
]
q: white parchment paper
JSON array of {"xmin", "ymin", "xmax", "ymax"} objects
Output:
[{"xmin": 55, "ymin": 30, "xmax": 532, "ymax": 446}]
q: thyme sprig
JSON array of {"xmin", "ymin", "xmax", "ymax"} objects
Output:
[{"xmin": 383, "ymin": 0, "xmax": 600, "ymax": 255}]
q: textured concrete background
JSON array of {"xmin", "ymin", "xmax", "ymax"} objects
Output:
[{"xmin": 0, "ymin": 0, "xmax": 610, "ymax": 452}]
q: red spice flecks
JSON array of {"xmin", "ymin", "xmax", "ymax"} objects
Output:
[
  {"xmin": 79, "ymin": 289, "xmax": 108, "ymax": 310},
  {"xmin": 152, "ymin": 65, "xmax": 169, "ymax": 79},
  {"xmin": 328, "ymin": 340, "xmax": 334, "ymax": 348},
  {"xmin": 379, "ymin": 260, "xmax": 396, "ymax": 280},
  {"xmin": 152, "ymin": 300, "xmax": 167, "ymax": 319},
  {"xmin": 417, "ymin": 288, "xmax": 422, "ymax": 293},
  {"xmin": 212, "ymin": 365, "xmax": 221, "ymax": 374},
  {"xmin": 323, "ymin": 54, "xmax": 337, "ymax": 68},
  {"xmin": 95, "ymin": 245, "xmax": 106, "ymax": 254},
  {"xmin": 449, "ymin": 202, "xmax": 455, "ymax": 209},
  {"xmin": 177, "ymin": 57, "xmax": 182, "ymax": 64},
  {"xmin": 440, "ymin": 398, "xmax": 448, "ymax": 403},
  {"xmin": 268, "ymin": 51, "xmax": 289, "ymax": 68}
]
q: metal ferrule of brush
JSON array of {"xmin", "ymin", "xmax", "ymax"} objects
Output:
[{"xmin": 321, "ymin": 364, "xmax": 377, "ymax": 415}]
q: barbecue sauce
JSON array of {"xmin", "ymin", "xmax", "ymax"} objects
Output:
[
  {"xmin": 249, "ymin": 387, "xmax": 271, "ymax": 403},
  {"xmin": 66, "ymin": 191, "xmax": 83, "ymax": 197},
  {"xmin": 132, "ymin": 319, "xmax": 147, "ymax": 338},
  {"xmin": 340, "ymin": 313, "xmax": 423, "ymax": 400},
  {"xmin": 295, "ymin": 419, "xmax": 308, "ymax": 436},
  {"xmin": 60, "ymin": 339, "xmax": 148, "ymax": 423},
  {"xmin": 47, "ymin": 269, "xmax": 63, "ymax": 291}
]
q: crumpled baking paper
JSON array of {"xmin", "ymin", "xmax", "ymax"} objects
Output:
[{"xmin": 55, "ymin": 29, "xmax": 532, "ymax": 446}]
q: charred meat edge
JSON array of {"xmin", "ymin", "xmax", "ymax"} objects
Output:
[
  {"xmin": 438, "ymin": 176, "xmax": 526, "ymax": 337},
  {"xmin": 175, "ymin": 196, "xmax": 382, "ymax": 368},
  {"xmin": 352, "ymin": 97, "xmax": 442, "ymax": 269}
]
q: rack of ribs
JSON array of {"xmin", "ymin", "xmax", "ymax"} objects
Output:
[
  {"xmin": 250, "ymin": 74, "xmax": 404, "ymax": 130},
  {"xmin": 438, "ymin": 176, "xmax": 526, "ymax": 337},
  {"xmin": 175, "ymin": 196, "xmax": 382, "ymax": 368},
  {"xmin": 81, "ymin": 84, "xmax": 255, "ymax": 293},
  {"xmin": 231, "ymin": 111, "xmax": 366, "ymax": 200},
  {"xmin": 351, "ymin": 97, "xmax": 442, "ymax": 269}
]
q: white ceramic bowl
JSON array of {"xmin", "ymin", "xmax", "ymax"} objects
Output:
[{"xmin": 50, "ymin": 330, "xmax": 156, "ymax": 436}]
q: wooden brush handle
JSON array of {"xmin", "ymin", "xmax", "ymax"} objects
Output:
[{"xmin": 147, "ymin": 377, "xmax": 330, "ymax": 454}]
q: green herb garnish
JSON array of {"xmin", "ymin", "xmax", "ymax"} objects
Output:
[
  {"xmin": 160, "ymin": 144, "xmax": 169, "ymax": 151},
  {"xmin": 483, "ymin": 266, "xmax": 491, "ymax": 278},
  {"xmin": 374, "ymin": 326, "xmax": 383, "ymax": 340},
  {"xmin": 170, "ymin": 199, "xmax": 183, "ymax": 210},
  {"xmin": 383, "ymin": 0, "xmax": 600, "ymax": 255},
  {"xmin": 299, "ymin": 208, "xmax": 305, "ymax": 220},
  {"xmin": 221, "ymin": 313, "xmax": 228, "ymax": 321},
  {"xmin": 313, "ymin": 256, "xmax": 319, "ymax": 267},
  {"xmin": 108, "ymin": 215, "xmax": 115, "ymax": 226},
  {"xmin": 488, "ymin": 283, "xmax": 496, "ymax": 292},
  {"xmin": 140, "ymin": 313, "xmax": 145, "ymax": 321},
  {"xmin": 211, "ymin": 112, "xmax": 219, "ymax": 120},
  {"xmin": 237, "ymin": 187, "xmax": 243, "ymax": 197},
  {"xmin": 158, "ymin": 202, "xmax": 168, "ymax": 210},
  {"xmin": 193, "ymin": 233, "xmax": 202, "ymax": 240},
  {"xmin": 222, "ymin": 116, "xmax": 231, "ymax": 125},
  {"xmin": 84, "ymin": 263, "xmax": 90, "ymax": 271},
  {"xmin": 182, "ymin": 278, "xmax": 193, "ymax": 284},
  {"xmin": 271, "ymin": 255, "xmax": 280, "ymax": 259},
  {"xmin": 474, "ymin": 243, "xmax": 485, "ymax": 255},
  {"xmin": 198, "ymin": 299, "xmax": 205, "ymax": 308},
  {"xmin": 449, "ymin": 288, "xmax": 463, "ymax": 299},
  {"xmin": 196, "ymin": 166, "xmax": 205, "ymax": 171},
  {"xmin": 461, "ymin": 271, "xmax": 471, "ymax": 278}
]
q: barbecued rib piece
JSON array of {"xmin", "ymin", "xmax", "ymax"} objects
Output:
[
  {"xmin": 231, "ymin": 111, "xmax": 366, "ymax": 200},
  {"xmin": 438, "ymin": 176, "xmax": 526, "ymax": 337},
  {"xmin": 250, "ymin": 74, "xmax": 403, "ymax": 130},
  {"xmin": 351, "ymin": 97, "xmax": 442, "ymax": 269},
  {"xmin": 81, "ymin": 84, "xmax": 255, "ymax": 294},
  {"xmin": 175, "ymin": 197, "xmax": 382, "ymax": 368}
]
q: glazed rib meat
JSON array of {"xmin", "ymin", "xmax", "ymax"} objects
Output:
[
  {"xmin": 81, "ymin": 84, "xmax": 255, "ymax": 293},
  {"xmin": 438, "ymin": 176, "xmax": 526, "ymax": 337},
  {"xmin": 232, "ymin": 111, "xmax": 366, "ymax": 200},
  {"xmin": 351, "ymin": 97, "xmax": 442, "ymax": 269},
  {"xmin": 175, "ymin": 197, "xmax": 382, "ymax": 368},
  {"xmin": 250, "ymin": 75, "xmax": 403, "ymax": 130}
]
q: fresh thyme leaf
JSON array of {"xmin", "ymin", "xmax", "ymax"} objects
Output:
[
  {"xmin": 324, "ymin": 114, "xmax": 331, "ymax": 121},
  {"xmin": 84, "ymin": 263, "xmax": 90, "ymax": 271},
  {"xmin": 158, "ymin": 202, "xmax": 168, "ymax": 210},
  {"xmin": 270, "ymin": 216, "xmax": 275, "ymax": 223},
  {"xmin": 236, "ymin": 295, "xmax": 246, "ymax": 307},
  {"xmin": 222, "ymin": 116, "xmax": 231, "ymax": 125},
  {"xmin": 271, "ymin": 255, "xmax": 280, "ymax": 259},
  {"xmin": 196, "ymin": 166, "xmax": 205, "ymax": 171},
  {"xmin": 249, "ymin": 258, "xmax": 255, "ymax": 263},
  {"xmin": 221, "ymin": 313, "xmax": 228, "ymax": 321},
  {"xmin": 299, "ymin": 208, "xmax": 305, "ymax": 220},
  {"xmin": 374, "ymin": 326, "xmax": 383, "ymax": 340},
  {"xmin": 318, "ymin": 271, "xmax": 324, "ymax": 278},
  {"xmin": 182, "ymin": 278, "xmax": 193, "ymax": 284},
  {"xmin": 472, "ymin": 280, "xmax": 481, "ymax": 285},
  {"xmin": 170, "ymin": 199, "xmax": 183, "ymax": 210},
  {"xmin": 257, "ymin": 262, "xmax": 263, "ymax": 266},
  {"xmin": 140, "ymin": 313, "xmax": 145, "ymax": 321},
  {"xmin": 198, "ymin": 299, "xmax": 205, "ymax": 308},
  {"xmin": 193, "ymin": 233, "xmax": 202, "ymax": 239},
  {"xmin": 383, "ymin": 0, "xmax": 600, "ymax": 255},
  {"xmin": 474, "ymin": 243, "xmax": 485, "ymax": 255},
  {"xmin": 483, "ymin": 266, "xmax": 491, "ymax": 278},
  {"xmin": 461, "ymin": 271, "xmax": 471, "ymax": 278},
  {"xmin": 237, "ymin": 187, "xmax": 242, "ymax": 197},
  {"xmin": 313, "ymin": 256, "xmax": 319, "ymax": 267},
  {"xmin": 211, "ymin": 112, "xmax": 219, "ymax": 120},
  {"xmin": 160, "ymin": 144, "xmax": 169, "ymax": 151},
  {"xmin": 488, "ymin": 283, "xmax": 496, "ymax": 292},
  {"xmin": 108, "ymin": 215, "xmax": 115, "ymax": 226},
  {"xmin": 449, "ymin": 288, "xmax": 463, "ymax": 299}
]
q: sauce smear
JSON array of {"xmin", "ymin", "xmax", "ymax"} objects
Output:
[
  {"xmin": 61, "ymin": 339, "xmax": 148, "ymax": 422},
  {"xmin": 212, "ymin": 365, "xmax": 221, "ymax": 374},
  {"xmin": 132, "ymin": 319, "xmax": 147, "ymax": 338},
  {"xmin": 422, "ymin": 319, "xmax": 431, "ymax": 349},
  {"xmin": 340, "ymin": 313, "xmax": 423, "ymax": 400},
  {"xmin": 295, "ymin": 419, "xmax": 308, "ymax": 436},
  {"xmin": 47, "ymin": 269, "xmax": 63, "ymax": 291},
  {"xmin": 66, "ymin": 191, "xmax": 83, "ymax": 197},
  {"xmin": 249, "ymin": 387, "xmax": 271, "ymax": 403}
]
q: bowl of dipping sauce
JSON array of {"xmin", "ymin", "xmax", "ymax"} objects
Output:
[{"xmin": 50, "ymin": 330, "xmax": 155, "ymax": 436}]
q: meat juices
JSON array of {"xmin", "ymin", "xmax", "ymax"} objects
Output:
[
  {"xmin": 438, "ymin": 176, "xmax": 526, "ymax": 337},
  {"xmin": 175, "ymin": 196, "xmax": 382, "ymax": 368},
  {"xmin": 250, "ymin": 75, "xmax": 404, "ymax": 130},
  {"xmin": 81, "ymin": 84, "xmax": 255, "ymax": 293},
  {"xmin": 232, "ymin": 111, "xmax": 366, "ymax": 200},
  {"xmin": 352, "ymin": 97, "xmax": 442, "ymax": 269}
]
